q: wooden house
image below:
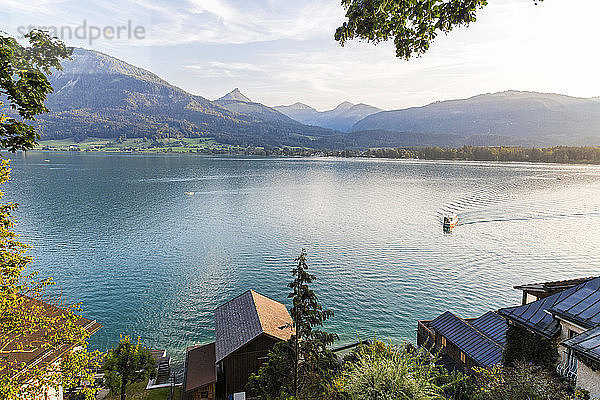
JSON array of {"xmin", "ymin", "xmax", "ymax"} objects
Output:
[
  {"xmin": 215, "ymin": 290, "xmax": 294, "ymax": 398},
  {"xmin": 183, "ymin": 343, "xmax": 216, "ymax": 400}
]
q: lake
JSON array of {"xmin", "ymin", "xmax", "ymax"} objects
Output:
[{"xmin": 5, "ymin": 152, "xmax": 600, "ymax": 361}]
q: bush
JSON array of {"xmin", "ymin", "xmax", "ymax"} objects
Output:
[
  {"xmin": 503, "ymin": 324, "xmax": 559, "ymax": 371},
  {"xmin": 331, "ymin": 341, "xmax": 449, "ymax": 400},
  {"xmin": 473, "ymin": 361, "xmax": 585, "ymax": 400}
]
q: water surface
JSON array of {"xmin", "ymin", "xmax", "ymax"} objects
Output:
[{"xmin": 6, "ymin": 152, "xmax": 600, "ymax": 360}]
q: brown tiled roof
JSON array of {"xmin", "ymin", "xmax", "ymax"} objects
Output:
[
  {"xmin": 215, "ymin": 290, "xmax": 293, "ymax": 362},
  {"xmin": 185, "ymin": 342, "xmax": 216, "ymax": 392},
  {"xmin": 0, "ymin": 296, "xmax": 101, "ymax": 380}
]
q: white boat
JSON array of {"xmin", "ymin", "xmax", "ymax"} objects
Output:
[
  {"xmin": 184, "ymin": 192, "xmax": 195, "ymax": 196},
  {"xmin": 443, "ymin": 215, "xmax": 458, "ymax": 232}
]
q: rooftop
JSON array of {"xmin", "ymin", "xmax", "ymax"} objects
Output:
[
  {"xmin": 500, "ymin": 277, "xmax": 600, "ymax": 338},
  {"xmin": 214, "ymin": 290, "xmax": 293, "ymax": 362},
  {"xmin": 515, "ymin": 277, "xmax": 596, "ymax": 295},
  {"xmin": 429, "ymin": 311, "xmax": 507, "ymax": 368},
  {"xmin": 185, "ymin": 342, "xmax": 216, "ymax": 392},
  {"xmin": 0, "ymin": 296, "xmax": 101, "ymax": 379},
  {"xmin": 547, "ymin": 282, "xmax": 600, "ymax": 329},
  {"xmin": 563, "ymin": 326, "xmax": 600, "ymax": 363}
]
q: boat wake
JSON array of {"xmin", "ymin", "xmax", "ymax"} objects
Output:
[{"xmin": 436, "ymin": 172, "xmax": 600, "ymax": 228}]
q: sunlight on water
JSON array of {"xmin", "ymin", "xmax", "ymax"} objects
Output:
[{"xmin": 5, "ymin": 152, "xmax": 600, "ymax": 361}]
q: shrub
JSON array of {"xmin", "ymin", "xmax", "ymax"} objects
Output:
[
  {"xmin": 473, "ymin": 361, "xmax": 585, "ymax": 400},
  {"xmin": 331, "ymin": 341, "xmax": 447, "ymax": 400}
]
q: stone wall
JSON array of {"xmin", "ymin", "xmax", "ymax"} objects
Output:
[{"xmin": 577, "ymin": 362, "xmax": 600, "ymax": 400}]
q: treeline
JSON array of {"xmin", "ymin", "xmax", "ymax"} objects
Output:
[
  {"xmin": 47, "ymin": 142, "xmax": 600, "ymax": 165},
  {"xmin": 302, "ymin": 146, "xmax": 600, "ymax": 164}
]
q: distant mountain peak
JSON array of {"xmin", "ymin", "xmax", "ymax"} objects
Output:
[
  {"xmin": 285, "ymin": 102, "xmax": 316, "ymax": 111},
  {"xmin": 217, "ymin": 88, "xmax": 252, "ymax": 103},
  {"xmin": 334, "ymin": 101, "xmax": 355, "ymax": 111}
]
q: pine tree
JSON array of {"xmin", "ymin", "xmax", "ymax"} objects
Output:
[{"xmin": 288, "ymin": 249, "xmax": 339, "ymax": 398}]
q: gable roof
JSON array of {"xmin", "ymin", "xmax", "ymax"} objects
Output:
[
  {"xmin": 185, "ymin": 342, "xmax": 216, "ymax": 392},
  {"xmin": 563, "ymin": 326, "xmax": 600, "ymax": 363},
  {"xmin": 0, "ymin": 297, "xmax": 101, "ymax": 379},
  {"xmin": 499, "ymin": 277, "xmax": 600, "ymax": 338},
  {"xmin": 429, "ymin": 311, "xmax": 507, "ymax": 368},
  {"xmin": 547, "ymin": 281, "xmax": 600, "ymax": 329},
  {"xmin": 215, "ymin": 290, "xmax": 293, "ymax": 362},
  {"xmin": 470, "ymin": 311, "xmax": 508, "ymax": 347}
]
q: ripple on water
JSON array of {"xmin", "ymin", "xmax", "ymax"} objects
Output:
[{"xmin": 4, "ymin": 153, "xmax": 600, "ymax": 362}]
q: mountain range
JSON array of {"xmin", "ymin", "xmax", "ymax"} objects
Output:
[
  {"xmin": 28, "ymin": 47, "xmax": 600, "ymax": 149},
  {"xmin": 274, "ymin": 101, "xmax": 382, "ymax": 132},
  {"xmin": 352, "ymin": 91, "xmax": 600, "ymax": 146},
  {"xmin": 37, "ymin": 48, "xmax": 337, "ymax": 148}
]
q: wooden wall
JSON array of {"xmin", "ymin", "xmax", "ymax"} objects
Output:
[
  {"xmin": 433, "ymin": 332, "xmax": 478, "ymax": 371},
  {"xmin": 219, "ymin": 335, "xmax": 280, "ymax": 397},
  {"xmin": 188, "ymin": 382, "xmax": 216, "ymax": 400}
]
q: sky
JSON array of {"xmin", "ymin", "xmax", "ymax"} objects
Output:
[{"xmin": 2, "ymin": 0, "xmax": 600, "ymax": 110}]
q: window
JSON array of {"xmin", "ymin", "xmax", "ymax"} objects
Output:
[
  {"xmin": 569, "ymin": 329, "xmax": 577, "ymax": 339},
  {"xmin": 200, "ymin": 391, "xmax": 209, "ymax": 399},
  {"xmin": 441, "ymin": 337, "xmax": 446, "ymax": 347},
  {"xmin": 460, "ymin": 352, "xmax": 466, "ymax": 363}
]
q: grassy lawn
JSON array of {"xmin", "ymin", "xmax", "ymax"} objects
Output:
[
  {"xmin": 105, "ymin": 380, "xmax": 181, "ymax": 400},
  {"xmin": 37, "ymin": 137, "xmax": 225, "ymax": 153}
]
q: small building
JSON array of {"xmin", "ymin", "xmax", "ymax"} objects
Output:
[
  {"xmin": 215, "ymin": 290, "xmax": 294, "ymax": 398},
  {"xmin": 183, "ymin": 290, "xmax": 294, "ymax": 400},
  {"xmin": 418, "ymin": 310, "xmax": 507, "ymax": 371},
  {"xmin": 500, "ymin": 276, "xmax": 600, "ymax": 399},
  {"xmin": 183, "ymin": 343, "xmax": 216, "ymax": 400},
  {"xmin": 0, "ymin": 297, "xmax": 101, "ymax": 400}
]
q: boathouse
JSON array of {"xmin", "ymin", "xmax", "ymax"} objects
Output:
[
  {"xmin": 418, "ymin": 310, "xmax": 508, "ymax": 371},
  {"xmin": 183, "ymin": 343, "xmax": 216, "ymax": 400},
  {"xmin": 215, "ymin": 290, "xmax": 294, "ymax": 398},
  {"xmin": 183, "ymin": 290, "xmax": 294, "ymax": 400}
]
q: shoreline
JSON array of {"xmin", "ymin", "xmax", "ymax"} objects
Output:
[{"xmin": 26, "ymin": 146, "xmax": 600, "ymax": 166}]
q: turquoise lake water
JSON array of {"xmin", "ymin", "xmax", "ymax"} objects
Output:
[{"xmin": 5, "ymin": 152, "xmax": 600, "ymax": 361}]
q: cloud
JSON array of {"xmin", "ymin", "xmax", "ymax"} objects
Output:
[
  {"xmin": 140, "ymin": 0, "xmax": 345, "ymax": 46},
  {"xmin": 185, "ymin": 61, "xmax": 266, "ymax": 78},
  {"xmin": 3, "ymin": 0, "xmax": 600, "ymax": 110}
]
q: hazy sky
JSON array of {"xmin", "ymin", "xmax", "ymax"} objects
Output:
[{"xmin": 2, "ymin": 0, "xmax": 599, "ymax": 110}]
